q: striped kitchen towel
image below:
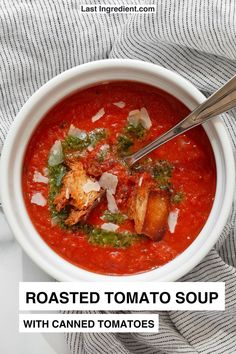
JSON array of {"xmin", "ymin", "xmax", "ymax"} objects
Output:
[{"xmin": 0, "ymin": 0, "xmax": 236, "ymax": 353}]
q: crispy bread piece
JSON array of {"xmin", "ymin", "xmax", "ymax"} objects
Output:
[
  {"xmin": 142, "ymin": 191, "xmax": 169, "ymax": 241},
  {"xmin": 64, "ymin": 209, "xmax": 88, "ymax": 226},
  {"xmin": 128, "ymin": 184, "xmax": 149, "ymax": 234},
  {"xmin": 128, "ymin": 184, "xmax": 169, "ymax": 241},
  {"xmin": 53, "ymin": 160, "xmax": 103, "ymax": 225}
]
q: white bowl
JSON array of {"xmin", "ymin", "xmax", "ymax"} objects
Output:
[{"xmin": 0, "ymin": 59, "xmax": 235, "ymax": 282}]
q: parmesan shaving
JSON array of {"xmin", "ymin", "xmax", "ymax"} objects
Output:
[
  {"xmin": 140, "ymin": 107, "xmax": 152, "ymax": 129},
  {"xmin": 83, "ymin": 180, "xmax": 101, "ymax": 193},
  {"xmin": 87, "ymin": 145, "xmax": 94, "ymax": 152},
  {"xmin": 91, "ymin": 108, "xmax": 105, "ymax": 122},
  {"xmin": 138, "ymin": 176, "xmax": 143, "ymax": 187},
  {"xmin": 127, "ymin": 107, "xmax": 152, "ymax": 130},
  {"xmin": 68, "ymin": 125, "xmax": 87, "ymax": 140},
  {"xmin": 31, "ymin": 192, "xmax": 47, "ymax": 207},
  {"xmin": 106, "ymin": 190, "xmax": 119, "ymax": 213},
  {"xmin": 168, "ymin": 209, "xmax": 180, "ymax": 233},
  {"xmin": 65, "ymin": 188, "xmax": 70, "ymax": 200},
  {"xmin": 101, "ymin": 223, "xmax": 119, "ymax": 232},
  {"xmin": 127, "ymin": 109, "xmax": 140, "ymax": 127},
  {"xmin": 33, "ymin": 171, "xmax": 49, "ymax": 184},
  {"xmin": 113, "ymin": 101, "xmax": 126, "ymax": 109},
  {"xmin": 48, "ymin": 140, "xmax": 64, "ymax": 166},
  {"xmin": 100, "ymin": 144, "xmax": 110, "ymax": 152},
  {"xmin": 99, "ymin": 172, "xmax": 118, "ymax": 195}
]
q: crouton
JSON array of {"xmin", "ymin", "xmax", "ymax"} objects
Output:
[
  {"xmin": 53, "ymin": 160, "xmax": 103, "ymax": 225},
  {"xmin": 128, "ymin": 184, "xmax": 169, "ymax": 241},
  {"xmin": 142, "ymin": 191, "xmax": 169, "ymax": 241},
  {"xmin": 128, "ymin": 184, "xmax": 149, "ymax": 234}
]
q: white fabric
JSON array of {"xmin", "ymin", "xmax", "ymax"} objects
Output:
[{"xmin": 0, "ymin": 1, "xmax": 236, "ymax": 353}]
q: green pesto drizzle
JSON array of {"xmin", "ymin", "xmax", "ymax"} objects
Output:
[
  {"xmin": 62, "ymin": 128, "xmax": 106, "ymax": 152},
  {"xmin": 80, "ymin": 224, "xmax": 142, "ymax": 248},
  {"xmin": 102, "ymin": 210, "xmax": 127, "ymax": 224}
]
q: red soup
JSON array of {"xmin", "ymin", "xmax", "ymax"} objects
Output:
[{"xmin": 22, "ymin": 81, "xmax": 216, "ymax": 275}]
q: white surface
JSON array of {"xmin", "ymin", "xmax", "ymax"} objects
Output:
[
  {"xmin": 1, "ymin": 59, "xmax": 235, "ymax": 282},
  {"xmin": 0, "ymin": 213, "xmax": 70, "ymax": 354}
]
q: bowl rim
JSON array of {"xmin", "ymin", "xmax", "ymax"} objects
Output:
[{"xmin": 0, "ymin": 58, "xmax": 235, "ymax": 282}]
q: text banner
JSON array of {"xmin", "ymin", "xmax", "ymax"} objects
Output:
[
  {"xmin": 19, "ymin": 282, "xmax": 225, "ymax": 311},
  {"xmin": 19, "ymin": 313, "xmax": 159, "ymax": 333}
]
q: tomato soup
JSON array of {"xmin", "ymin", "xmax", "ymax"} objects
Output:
[{"xmin": 22, "ymin": 81, "xmax": 216, "ymax": 275}]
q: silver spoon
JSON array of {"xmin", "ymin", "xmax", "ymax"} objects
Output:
[{"xmin": 124, "ymin": 75, "xmax": 236, "ymax": 166}]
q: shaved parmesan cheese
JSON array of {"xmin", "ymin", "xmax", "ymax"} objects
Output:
[
  {"xmin": 38, "ymin": 172, "xmax": 49, "ymax": 183},
  {"xmin": 68, "ymin": 125, "xmax": 87, "ymax": 140},
  {"xmin": 33, "ymin": 171, "xmax": 49, "ymax": 184},
  {"xmin": 140, "ymin": 107, "xmax": 152, "ymax": 129},
  {"xmin": 65, "ymin": 188, "xmax": 70, "ymax": 200},
  {"xmin": 113, "ymin": 101, "xmax": 126, "ymax": 109},
  {"xmin": 87, "ymin": 145, "xmax": 94, "ymax": 152},
  {"xmin": 51, "ymin": 217, "xmax": 59, "ymax": 226},
  {"xmin": 138, "ymin": 176, "xmax": 143, "ymax": 187},
  {"xmin": 91, "ymin": 108, "xmax": 105, "ymax": 122},
  {"xmin": 83, "ymin": 180, "xmax": 101, "ymax": 193},
  {"xmin": 101, "ymin": 223, "xmax": 119, "ymax": 232},
  {"xmin": 168, "ymin": 209, "xmax": 180, "ymax": 233},
  {"xmin": 48, "ymin": 140, "xmax": 64, "ymax": 166},
  {"xmin": 31, "ymin": 192, "xmax": 47, "ymax": 207},
  {"xmin": 127, "ymin": 107, "xmax": 152, "ymax": 130},
  {"xmin": 100, "ymin": 144, "xmax": 110, "ymax": 152},
  {"xmin": 106, "ymin": 190, "xmax": 119, "ymax": 213},
  {"xmin": 128, "ymin": 109, "xmax": 140, "ymax": 127},
  {"xmin": 99, "ymin": 172, "xmax": 118, "ymax": 195}
]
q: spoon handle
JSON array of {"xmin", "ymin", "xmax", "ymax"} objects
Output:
[{"xmin": 125, "ymin": 75, "xmax": 236, "ymax": 166}]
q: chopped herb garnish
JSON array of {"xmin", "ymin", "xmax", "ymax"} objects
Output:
[
  {"xmin": 97, "ymin": 150, "xmax": 106, "ymax": 162},
  {"xmin": 116, "ymin": 116, "xmax": 148, "ymax": 156},
  {"xmin": 47, "ymin": 163, "xmax": 69, "ymax": 228},
  {"xmin": 159, "ymin": 182, "xmax": 172, "ymax": 191},
  {"xmin": 62, "ymin": 135, "xmax": 90, "ymax": 151},
  {"xmin": 102, "ymin": 210, "xmax": 127, "ymax": 224},
  {"xmin": 153, "ymin": 160, "xmax": 173, "ymax": 182},
  {"xmin": 153, "ymin": 160, "xmax": 173, "ymax": 180},
  {"xmin": 89, "ymin": 128, "xmax": 106, "ymax": 146},
  {"xmin": 62, "ymin": 128, "xmax": 107, "ymax": 152},
  {"xmin": 171, "ymin": 191, "xmax": 184, "ymax": 204},
  {"xmin": 80, "ymin": 224, "xmax": 141, "ymax": 248},
  {"xmin": 96, "ymin": 145, "xmax": 109, "ymax": 162},
  {"xmin": 132, "ymin": 157, "xmax": 153, "ymax": 172},
  {"xmin": 117, "ymin": 134, "xmax": 133, "ymax": 153},
  {"xmin": 48, "ymin": 164, "xmax": 67, "ymax": 201},
  {"xmin": 50, "ymin": 206, "xmax": 70, "ymax": 229},
  {"xmin": 125, "ymin": 122, "xmax": 146, "ymax": 138}
]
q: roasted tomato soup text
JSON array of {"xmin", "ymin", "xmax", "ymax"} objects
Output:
[{"xmin": 23, "ymin": 82, "xmax": 216, "ymax": 275}]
